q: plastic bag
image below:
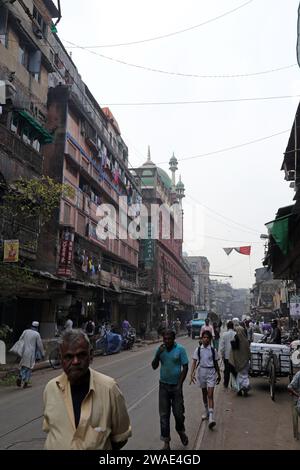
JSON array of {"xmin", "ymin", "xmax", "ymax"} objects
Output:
[{"xmin": 9, "ymin": 338, "xmax": 24, "ymax": 358}]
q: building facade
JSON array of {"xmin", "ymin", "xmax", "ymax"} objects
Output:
[
  {"xmin": 0, "ymin": 1, "xmax": 147, "ymax": 340},
  {"xmin": 185, "ymin": 256, "xmax": 210, "ymax": 311},
  {"xmin": 133, "ymin": 150, "xmax": 193, "ymax": 330},
  {"xmin": 0, "ymin": 0, "xmax": 60, "ymax": 339}
]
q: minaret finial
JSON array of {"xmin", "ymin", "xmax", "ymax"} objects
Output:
[{"xmin": 147, "ymin": 145, "xmax": 151, "ymax": 162}]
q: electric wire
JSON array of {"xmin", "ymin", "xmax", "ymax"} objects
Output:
[{"xmin": 63, "ymin": 0, "xmax": 255, "ymax": 49}]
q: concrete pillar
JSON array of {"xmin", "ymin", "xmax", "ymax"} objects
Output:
[{"xmin": 40, "ymin": 301, "xmax": 57, "ymax": 339}]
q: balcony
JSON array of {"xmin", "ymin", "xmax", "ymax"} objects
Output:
[{"xmin": 0, "ymin": 125, "xmax": 43, "ymax": 174}]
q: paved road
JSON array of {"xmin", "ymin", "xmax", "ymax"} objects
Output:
[
  {"xmin": 0, "ymin": 336, "xmax": 299, "ymax": 450},
  {"xmin": 0, "ymin": 336, "xmax": 201, "ymax": 450}
]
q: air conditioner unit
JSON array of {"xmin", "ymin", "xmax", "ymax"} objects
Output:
[{"xmin": 32, "ymin": 24, "xmax": 43, "ymax": 39}]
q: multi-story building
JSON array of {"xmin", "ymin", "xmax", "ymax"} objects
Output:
[
  {"xmin": 133, "ymin": 150, "xmax": 193, "ymax": 330},
  {"xmin": 35, "ymin": 33, "xmax": 144, "ymax": 336},
  {"xmin": 210, "ymin": 281, "xmax": 233, "ymax": 319},
  {"xmin": 185, "ymin": 256, "xmax": 210, "ymax": 311},
  {"xmin": 250, "ymin": 268, "xmax": 289, "ymax": 322},
  {"xmin": 231, "ymin": 288, "xmax": 250, "ymax": 319},
  {"xmin": 0, "ymin": 1, "xmax": 145, "ymax": 339},
  {"xmin": 0, "ymin": 0, "xmax": 61, "ymax": 337}
]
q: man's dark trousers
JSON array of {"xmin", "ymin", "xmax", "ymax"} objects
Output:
[{"xmin": 159, "ymin": 382, "xmax": 185, "ymax": 442}]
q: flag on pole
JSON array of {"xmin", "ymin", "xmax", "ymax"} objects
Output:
[{"xmin": 223, "ymin": 246, "xmax": 251, "ymax": 256}]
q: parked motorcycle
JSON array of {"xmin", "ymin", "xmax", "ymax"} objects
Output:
[{"xmin": 122, "ymin": 327, "xmax": 136, "ymax": 350}]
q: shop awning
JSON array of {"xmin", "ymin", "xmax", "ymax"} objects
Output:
[
  {"xmin": 17, "ymin": 110, "xmax": 54, "ymax": 144},
  {"xmin": 121, "ymin": 287, "xmax": 151, "ymax": 296},
  {"xmin": 265, "ymin": 213, "xmax": 292, "ymax": 255}
]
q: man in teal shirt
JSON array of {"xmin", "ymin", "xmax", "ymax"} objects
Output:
[{"xmin": 152, "ymin": 330, "xmax": 189, "ymax": 450}]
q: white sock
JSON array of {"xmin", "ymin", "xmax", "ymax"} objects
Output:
[{"xmin": 209, "ymin": 408, "xmax": 214, "ymax": 415}]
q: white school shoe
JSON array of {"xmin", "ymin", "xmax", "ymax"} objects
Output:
[{"xmin": 208, "ymin": 413, "xmax": 216, "ymax": 429}]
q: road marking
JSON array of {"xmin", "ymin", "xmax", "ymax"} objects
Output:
[
  {"xmin": 193, "ymin": 381, "xmax": 222, "ymax": 450},
  {"xmin": 116, "ymin": 363, "xmax": 150, "ymax": 382},
  {"xmin": 128, "ymin": 384, "xmax": 159, "ymax": 412}
]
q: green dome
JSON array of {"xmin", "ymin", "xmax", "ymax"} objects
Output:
[
  {"xmin": 157, "ymin": 168, "xmax": 173, "ymax": 190},
  {"xmin": 176, "ymin": 179, "xmax": 184, "ymax": 189}
]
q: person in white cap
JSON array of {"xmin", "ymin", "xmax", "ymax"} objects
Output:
[{"xmin": 16, "ymin": 321, "xmax": 45, "ymax": 388}]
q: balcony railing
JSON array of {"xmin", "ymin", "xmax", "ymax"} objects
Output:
[{"xmin": 0, "ymin": 125, "xmax": 43, "ymax": 174}]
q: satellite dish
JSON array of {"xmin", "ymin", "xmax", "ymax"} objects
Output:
[{"xmin": 291, "ymin": 349, "xmax": 300, "ymax": 367}]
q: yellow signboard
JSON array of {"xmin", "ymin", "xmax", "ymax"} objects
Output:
[{"xmin": 3, "ymin": 240, "xmax": 19, "ymax": 263}]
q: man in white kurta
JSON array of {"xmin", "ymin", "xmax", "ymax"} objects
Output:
[{"xmin": 17, "ymin": 321, "xmax": 44, "ymax": 388}]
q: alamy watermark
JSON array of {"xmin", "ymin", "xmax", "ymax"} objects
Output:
[{"xmin": 94, "ymin": 196, "xmax": 205, "ymax": 244}]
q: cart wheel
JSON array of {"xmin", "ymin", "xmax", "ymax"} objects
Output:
[
  {"xmin": 269, "ymin": 362, "xmax": 275, "ymax": 401},
  {"xmin": 48, "ymin": 347, "xmax": 61, "ymax": 369}
]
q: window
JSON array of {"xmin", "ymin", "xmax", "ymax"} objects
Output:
[
  {"xmin": 32, "ymin": 72, "xmax": 40, "ymax": 82},
  {"xmin": 90, "ymin": 223, "xmax": 97, "ymax": 239},
  {"xmin": 19, "ymin": 45, "xmax": 41, "ymax": 76},
  {"xmin": 11, "ymin": 114, "xmax": 19, "ymax": 133},
  {"xmin": 77, "ymin": 213, "xmax": 86, "ymax": 236},
  {"xmin": 22, "ymin": 126, "xmax": 31, "ymax": 145},
  {"xmin": 10, "ymin": 113, "xmax": 43, "ymax": 152},
  {"xmin": 33, "ymin": 6, "xmax": 48, "ymax": 39},
  {"xmin": 32, "ymin": 138, "xmax": 41, "ymax": 152},
  {"xmin": 0, "ymin": 5, "xmax": 8, "ymax": 48},
  {"xmin": 66, "ymin": 160, "xmax": 77, "ymax": 178},
  {"xmin": 64, "ymin": 203, "xmax": 71, "ymax": 225},
  {"xmin": 19, "ymin": 45, "xmax": 28, "ymax": 68}
]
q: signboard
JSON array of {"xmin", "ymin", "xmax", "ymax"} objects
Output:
[
  {"xmin": 290, "ymin": 295, "xmax": 300, "ymax": 319},
  {"xmin": 3, "ymin": 240, "xmax": 19, "ymax": 263},
  {"xmin": 57, "ymin": 229, "xmax": 74, "ymax": 277},
  {"xmin": 141, "ymin": 223, "xmax": 154, "ymax": 267}
]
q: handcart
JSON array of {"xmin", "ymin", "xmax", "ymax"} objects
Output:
[{"xmin": 249, "ymin": 342, "xmax": 293, "ymax": 401}]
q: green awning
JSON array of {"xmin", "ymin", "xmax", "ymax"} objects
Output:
[
  {"xmin": 17, "ymin": 110, "xmax": 53, "ymax": 144},
  {"xmin": 265, "ymin": 214, "xmax": 291, "ymax": 255}
]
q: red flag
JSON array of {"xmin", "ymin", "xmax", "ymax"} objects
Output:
[{"xmin": 235, "ymin": 246, "xmax": 251, "ymax": 256}]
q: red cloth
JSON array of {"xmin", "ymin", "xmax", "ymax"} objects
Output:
[{"xmin": 237, "ymin": 246, "xmax": 251, "ymax": 255}]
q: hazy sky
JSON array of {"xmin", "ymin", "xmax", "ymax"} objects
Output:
[{"xmin": 57, "ymin": 0, "xmax": 300, "ymax": 288}]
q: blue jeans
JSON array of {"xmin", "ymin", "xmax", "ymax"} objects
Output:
[
  {"xmin": 159, "ymin": 382, "xmax": 185, "ymax": 442},
  {"xmin": 19, "ymin": 366, "xmax": 32, "ymax": 384}
]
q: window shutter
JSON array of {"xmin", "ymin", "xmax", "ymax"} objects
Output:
[{"xmin": 28, "ymin": 50, "xmax": 42, "ymax": 74}]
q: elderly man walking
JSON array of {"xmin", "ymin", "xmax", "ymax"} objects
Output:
[
  {"xmin": 43, "ymin": 329, "xmax": 131, "ymax": 450},
  {"xmin": 16, "ymin": 321, "xmax": 44, "ymax": 389}
]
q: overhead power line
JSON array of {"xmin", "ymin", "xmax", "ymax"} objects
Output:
[
  {"xmin": 101, "ymin": 94, "xmax": 300, "ymax": 107},
  {"xmin": 186, "ymin": 194, "xmax": 261, "ymax": 236},
  {"xmin": 63, "ymin": 38, "xmax": 296, "ymax": 80},
  {"xmin": 64, "ymin": 0, "xmax": 254, "ymax": 49},
  {"xmin": 157, "ymin": 129, "xmax": 290, "ymax": 164}
]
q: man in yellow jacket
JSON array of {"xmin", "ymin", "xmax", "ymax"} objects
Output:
[{"xmin": 43, "ymin": 329, "xmax": 131, "ymax": 450}]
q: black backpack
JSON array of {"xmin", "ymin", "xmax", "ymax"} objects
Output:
[
  {"xmin": 86, "ymin": 321, "xmax": 94, "ymax": 334},
  {"xmin": 197, "ymin": 345, "xmax": 217, "ymax": 370}
]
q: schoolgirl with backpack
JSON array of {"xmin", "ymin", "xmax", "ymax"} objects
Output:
[{"xmin": 190, "ymin": 330, "xmax": 221, "ymax": 429}]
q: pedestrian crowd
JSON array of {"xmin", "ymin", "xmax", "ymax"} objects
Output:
[{"xmin": 7, "ymin": 315, "xmax": 299, "ymax": 450}]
